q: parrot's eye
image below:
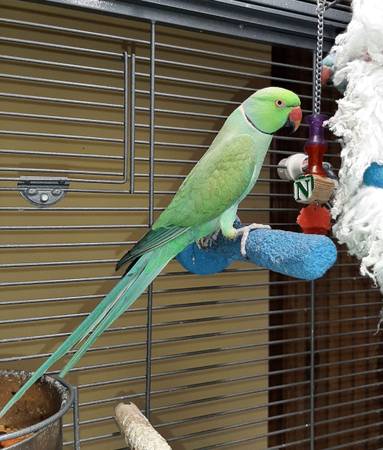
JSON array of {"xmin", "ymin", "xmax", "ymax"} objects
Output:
[{"xmin": 275, "ymin": 99, "xmax": 286, "ymax": 108}]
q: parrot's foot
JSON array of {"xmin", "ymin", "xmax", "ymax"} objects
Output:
[
  {"xmin": 197, "ymin": 230, "xmax": 220, "ymax": 249},
  {"xmin": 235, "ymin": 223, "xmax": 271, "ymax": 257}
]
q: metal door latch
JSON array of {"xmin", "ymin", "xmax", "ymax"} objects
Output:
[{"xmin": 17, "ymin": 177, "xmax": 70, "ymax": 207}]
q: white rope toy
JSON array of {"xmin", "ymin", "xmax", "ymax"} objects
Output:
[{"xmin": 328, "ymin": 0, "xmax": 383, "ymax": 290}]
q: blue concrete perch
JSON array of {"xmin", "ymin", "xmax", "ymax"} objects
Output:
[{"xmin": 177, "ymin": 222, "xmax": 337, "ymax": 280}]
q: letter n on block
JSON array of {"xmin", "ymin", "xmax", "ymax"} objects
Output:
[{"xmin": 294, "ymin": 175, "xmax": 314, "ymax": 203}]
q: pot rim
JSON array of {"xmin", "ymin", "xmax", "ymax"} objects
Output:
[{"xmin": 0, "ymin": 371, "xmax": 74, "ymax": 443}]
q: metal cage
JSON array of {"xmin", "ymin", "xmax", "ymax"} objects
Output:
[{"xmin": 1, "ymin": 1, "xmax": 382, "ymax": 449}]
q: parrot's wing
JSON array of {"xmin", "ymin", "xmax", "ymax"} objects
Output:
[
  {"xmin": 154, "ymin": 134, "xmax": 257, "ymax": 229},
  {"xmin": 116, "ymin": 225, "xmax": 189, "ymax": 270},
  {"xmin": 117, "ymin": 134, "xmax": 257, "ymax": 271}
]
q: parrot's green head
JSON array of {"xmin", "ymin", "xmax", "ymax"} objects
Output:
[{"xmin": 242, "ymin": 87, "xmax": 302, "ymax": 134}]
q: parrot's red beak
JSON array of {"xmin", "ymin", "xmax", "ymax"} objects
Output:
[
  {"xmin": 321, "ymin": 66, "xmax": 333, "ymax": 86},
  {"xmin": 288, "ymin": 106, "xmax": 302, "ymax": 133}
]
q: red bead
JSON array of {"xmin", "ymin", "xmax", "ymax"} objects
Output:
[
  {"xmin": 305, "ymin": 143, "xmax": 328, "ymax": 177},
  {"xmin": 297, "ymin": 204, "xmax": 332, "ymax": 235}
]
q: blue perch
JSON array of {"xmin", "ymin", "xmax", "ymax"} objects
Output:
[{"xmin": 177, "ymin": 226, "xmax": 337, "ymax": 281}]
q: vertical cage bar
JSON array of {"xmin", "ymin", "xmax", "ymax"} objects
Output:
[
  {"xmin": 310, "ymin": 280, "xmax": 316, "ymax": 450},
  {"xmin": 123, "ymin": 51, "xmax": 129, "ymax": 185},
  {"xmin": 130, "ymin": 52, "xmax": 136, "ymax": 193},
  {"xmin": 72, "ymin": 385, "xmax": 81, "ymax": 450},
  {"xmin": 145, "ymin": 20, "xmax": 156, "ymax": 420},
  {"xmin": 310, "ymin": 49, "xmax": 317, "ymax": 450}
]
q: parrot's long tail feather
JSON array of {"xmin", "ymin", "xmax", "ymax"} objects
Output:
[
  {"xmin": 59, "ymin": 246, "xmax": 174, "ymax": 376},
  {"xmin": 0, "ymin": 243, "xmax": 180, "ymax": 418}
]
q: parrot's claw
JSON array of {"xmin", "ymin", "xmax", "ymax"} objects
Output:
[
  {"xmin": 197, "ymin": 230, "xmax": 220, "ymax": 249},
  {"xmin": 236, "ymin": 223, "xmax": 271, "ymax": 257}
]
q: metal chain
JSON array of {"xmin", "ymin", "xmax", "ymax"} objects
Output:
[
  {"xmin": 314, "ymin": 0, "xmax": 339, "ymax": 114},
  {"xmin": 314, "ymin": 0, "xmax": 327, "ymax": 114}
]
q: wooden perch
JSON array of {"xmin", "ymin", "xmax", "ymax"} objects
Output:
[{"xmin": 115, "ymin": 403, "xmax": 172, "ymax": 450}]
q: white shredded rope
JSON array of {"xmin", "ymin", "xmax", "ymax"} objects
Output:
[{"xmin": 329, "ymin": 0, "xmax": 383, "ymax": 292}]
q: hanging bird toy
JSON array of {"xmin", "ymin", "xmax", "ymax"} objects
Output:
[{"xmin": 278, "ymin": 0, "xmax": 338, "ymax": 236}]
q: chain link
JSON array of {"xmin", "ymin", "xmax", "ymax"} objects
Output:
[{"xmin": 324, "ymin": 0, "xmax": 340, "ymax": 10}]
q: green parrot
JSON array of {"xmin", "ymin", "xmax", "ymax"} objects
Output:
[{"xmin": 0, "ymin": 86, "xmax": 301, "ymax": 417}]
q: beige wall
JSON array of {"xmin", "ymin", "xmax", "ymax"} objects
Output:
[{"xmin": 0, "ymin": 1, "xmax": 272, "ymax": 448}]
